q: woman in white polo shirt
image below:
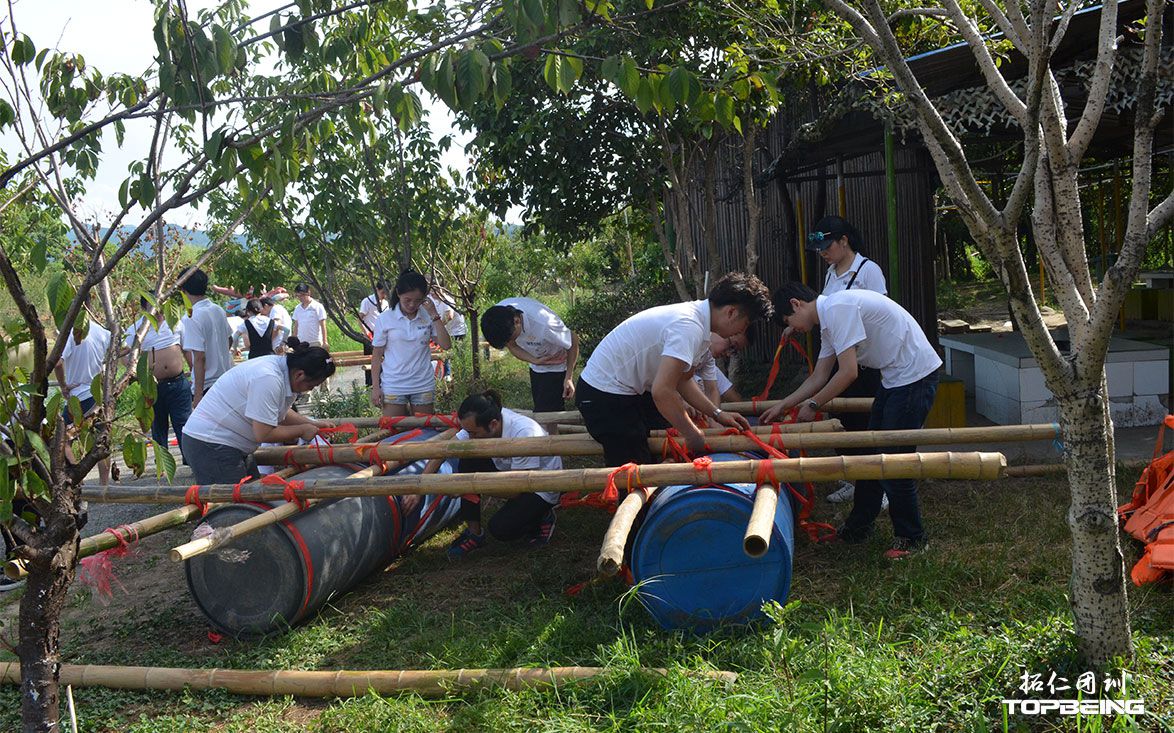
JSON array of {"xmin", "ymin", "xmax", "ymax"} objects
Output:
[
  {"xmin": 181, "ymin": 338, "xmax": 337, "ymax": 485},
  {"xmin": 369, "ymin": 270, "xmax": 452, "ymax": 417}
]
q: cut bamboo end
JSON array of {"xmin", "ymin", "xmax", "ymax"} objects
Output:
[
  {"xmin": 743, "ymin": 484, "xmax": 779, "ymax": 559},
  {"xmin": 0, "ymin": 661, "xmax": 735, "ymax": 698},
  {"xmin": 597, "ymin": 491, "xmax": 649, "ymax": 576}
]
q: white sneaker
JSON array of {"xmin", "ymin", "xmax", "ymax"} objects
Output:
[
  {"xmin": 880, "ymin": 493, "xmax": 889, "ymax": 512},
  {"xmin": 827, "ymin": 481, "xmax": 855, "ymax": 503}
]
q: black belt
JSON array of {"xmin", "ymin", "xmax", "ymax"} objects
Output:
[{"xmin": 158, "ymin": 373, "xmax": 187, "ymax": 385}]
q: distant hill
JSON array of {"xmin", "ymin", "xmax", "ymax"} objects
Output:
[{"xmin": 65, "ymin": 224, "xmax": 249, "ymax": 251}]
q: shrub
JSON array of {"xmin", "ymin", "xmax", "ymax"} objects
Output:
[{"xmin": 564, "ymin": 274, "xmax": 679, "ymax": 358}]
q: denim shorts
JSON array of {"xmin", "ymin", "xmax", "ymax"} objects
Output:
[{"xmin": 383, "ymin": 391, "xmax": 435, "ymax": 405}]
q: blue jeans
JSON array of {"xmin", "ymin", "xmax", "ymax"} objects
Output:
[
  {"xmin": 154, "ymin": 374, "xmax": 193, "ymax": 458},
  {"xmin": 842, "ymin": 371, "xmax": 939, "ymax": 542}
]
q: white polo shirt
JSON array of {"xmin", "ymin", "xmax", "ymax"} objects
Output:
[
  {"xmin": 359, "ymin": 294, "xmax": 388, "ymax": 334},
  {"xmin": 371, "ymin": 305, "xmax": 440, "ymax": 394},
  {"xmin": 693, "ymin": 357, "xmax": 733, "ymax": 396},
  {"xmin": 454, "ymin": 408, "xmax": 560, "ymax": 504},
  {"xmin": 124, "ymin": 317, "xmax": 183, "ymax": 351},
  {"xmin": 61, "ymin": 323, "xmax": 112, "ymax": 402},
  {"xmin": 823, "ymin": 253, "xmax": 887, "ymax": 295},
  {"xmin": 580, "ymin": 300, "xmax": 712, "ymax": 396},
  {"xmin": 268, "ymin": 303, "xmax": 292, "ymax": 347},
  {"xmin": 182, "ymin": 298, "xmax": 234, "ymax": 390},
  {"xmin": 292, "ymin": 299, "xmax": 327, "ymax": 343},
  {"xmin": 816, "ymin": 290, "xmax": 941, "ymax": 388},
  {"xmin": 497, "ymin": 297, "xmax": 573, "ymax": 374},
  {"xmin": 182, "ymin": 355, "xmax": 296, "ymax": 453}
]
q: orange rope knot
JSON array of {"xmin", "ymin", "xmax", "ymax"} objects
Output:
[
  {"xmin": 103, "ymin": 524, "xmax": 140, "ymax": 553},
  {"xmin": 261, "ymin": 473, "xmax": 309, "ymax": 510},
  {"xmin": 661, "ymin": 428, "xmax": 692, "ymax": 463},
  {"xmin": 184, "ymin": 485, "xmax": 209, "ymax": 516},
  {"xmin": 310, "ymin": 437, "xmax": 336, "ymax": 465},
  {"xmin": 317, "ymin": 423, "xmax": 359, "ymax": 443},
  {"xmin": 354, "ymin": 443, "xmax": 388, "ymax": 475},
  {"xmin": 282, "ymin": 449, "xmax": 304, "ymax": 472},
  {"xmin": 231, "ymin": 474, "xmax": 254, "ymax": 503},
  {"xmin": 692, "ymin": 456, "xmax": 715, "ymax": 484},
  {"xmin": 378, "ymin": 416, "xmax": 402, "ymax": 431},
  {"xmin": 603, "ymin": 462, "xmax": 643, "ymax": 504}
]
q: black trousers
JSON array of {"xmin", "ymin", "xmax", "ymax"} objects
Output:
[
  {"xmin": 455, "ymin": 457, "xmax": 555, "ymax": 541},
  {"xmin": 530, "ymin": 369, "xmax": 567, "ymax": 413},
  {"xmin": 575, "ymin": 377, "xmax": 669, "ymax": 466},
  {"xmin": 362, "ymin": 340, "xmax": 373, "ymax": 386}
]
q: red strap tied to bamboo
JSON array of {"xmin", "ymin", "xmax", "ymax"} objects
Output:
[
  {"xmin": 282, "ymin": 449, "xmax": 305, "ymax": 472},
  {"xmin": 378, "ymin": 413, "xmax": 461, "ymax": 432},
  {"xmin": 602, "ymin": 462, "xmax": 645, "ymax": 504},
  {"xmin": 231, "ymin": 475, "xmax": 254, "ymax": 503},
  {"xmin": 754, "ymin": 336, "xmax": 814, "ymax": 402},
  {"xmin": 309, "ymin": 437, "xmax": 336, "ymax": 466},
  {"xmin": 661, "ymin": 429, "xmax": 692, "ymax": 463},
  {"xmin": 262, "ymin": 473, "xmax": 309, "ymax": 510},
  {"xmin": 748, "ymin": 435, "xmax": 836, "ymax": 544},
  {"xmin": 184, "ymin": 485, "xmax": 209, "ymax": 516},
  {"xmin": 692, "ymin": 455, "xmax": 715, "ymax": 484},
  {"xmin": 103, "ymin": 524, "xmax": 139, "ymax": 553},
  {"xmin": 564, "ymin": 564, "xmax": 635, "ymax": 597},
  {"xmin": 80, "ymin": 523, "xmax": 142, "ymax": 598},
  {"xmin": 316, "ymin": 423, "xmax": 359, "ymax": 443}
]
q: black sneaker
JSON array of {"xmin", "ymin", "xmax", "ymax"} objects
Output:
[
  {"xmin": 884, "ymin": 537, "xmax": 929, "ymax": 560},
  {"xmin": 527, "ymin": 509, "xmax": 556, "ymax": 548},
  {"xmin": 0, "ymin": 576, "xmax": 26, "ymax": 593},
  {"xmin": 446, "ymin": 528, "xmax": 486, "ymax": 559}
]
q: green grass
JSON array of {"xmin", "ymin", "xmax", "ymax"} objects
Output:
[{"xmin": 0, "ymin": 355, "xmax": 1170, "ymax": 732}]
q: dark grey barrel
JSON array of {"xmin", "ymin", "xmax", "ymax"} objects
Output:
[{"xmin": 185, "ymin": 429, "xmax": 459, "ymax": 636}]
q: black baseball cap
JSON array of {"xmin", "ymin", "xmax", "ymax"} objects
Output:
[{"xmin": 806, "ymin": 216, "xmax": 850, "ymax": 252}]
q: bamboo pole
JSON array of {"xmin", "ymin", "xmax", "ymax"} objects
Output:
[
  {"xmin": 328, "ymin": 397, "xmax": 876, "ymax": 429},
  {"xmin": 554, "ymin": 421, "xmax": 843, "ymax": 436},
  {"xmin": 3, "ymin": 467, "xmax": 301, "ymax": 580},
  {"xmin": 254, "ymin": 423, "xmax": 1059, "ymax": 468},
  {"xmin": 743, "ymin": 483, "xmax": 779, "ymax": 559},
  {"xmin": 0, "ymin": 662, "xmax": 736, "ymax": 698},
  {"xmin": 82, "ymin": 452, "xmax": 1008, "ymax": 504},
  {"xmin": 598, "ymin": 491, "xmax": 648, "ymax": 576},
  {"xmin": 169, "ymin": 429, "xmax": 455, "ymax": 562}
]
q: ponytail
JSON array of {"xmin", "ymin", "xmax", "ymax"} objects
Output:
[
  {"xmin": 457, "ymin": 389, "xmax": 503, "ymax": 429},
  {"xmin": 285, "ymin": 337, "xmax": 336, "ymax": 381}
]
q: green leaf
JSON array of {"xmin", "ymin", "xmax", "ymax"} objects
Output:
[
  {"xmin": 136, "ymin": 353, "xmax": 156, "ymax": 403},
  {"xmin": 24, "ymin": 471, "xmax": 47, "ymax": 502},
  {"xmin": 45, "ymin": 272, "xmax": 75, "ymax": 330},
  {"xmin": 434, "ymin": 51, "xmax": 458, "ymax": 110},
  {"xmin": 715, "ymin": 92, "xmax": 735, "ymax": 129},
  {"xmin": 667, "ymin": 66, "xmax": 689, "ymax": 105},
  {"xmin": 0, "ymin": 459, "xmax": 13, "ymax": 522},
  {"xmin": 44, "ymin": 392, "xmax": 62, "ymax": 432},
  {"xmin": 600, "ymin": 55, "xmax": 620, "ymax": 85},
  {"xmin": 136, "ymin": 175, "xmax": 156, "ymax": 208},
  {"xmin": 559, "ymin": 55, "xmax": 583, "ymax": 93},
  {"xmin": 456, "ymin": 49, "xmax": 490, "ymax": 108},
  {"xmin": 24, "ymin": 429, "xmax": 50, "ymax": 469},
  {"xmin": 29, "ymin": 236, "xmax": 47, "ymax": 273},
  {"xmin": 212, "ymin": 24, "xmax": 236, "ymax": 75},
  {"xmin": 122, "ymin": 434, "xmax": 147, "ymax": 478},
  {"xmin": 635, "ymin": 76, "xmax": 655, "ymax": 114},
  {"xmin": 521, "ymin": 0, "xmax": 546, "ymax": 29},
  {"xmin": 203, "ymin": 128, "xmax": 225, "ymax": 160},
  {"xmin": 67, "ymin": 395, "xmax": 83, "ymax": 428},
  {"xmin": 153, "ymin": 440, "xmax": 177, "ymax": 481},
  {"xmin": 618, "ymin": 57, "xmax": 640, "ymax": 98},
  {"xmin": 491, "ymin": 64, "xmax": 512, "ymax": 109},
  {"xmin": 0, "ymin": 99, "xmax": 15, "ymax": 128},
  {"xmin": 88, "ymin": 370, "xmax": 102, "ymax": 406},
  {"xmin": 11, "ymin": 35, "xmax": 35, "ymax": 66}
]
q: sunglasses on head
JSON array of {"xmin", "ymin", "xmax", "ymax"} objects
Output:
[{"xmin": 806, "ymin": 231, "xmax": 835, "ymax": 244}]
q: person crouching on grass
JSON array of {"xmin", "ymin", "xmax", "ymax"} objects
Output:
[
  {"xmin": 424, "ymin": 390, "xmax": 561, "ymax": 559},
  {"xmin": 575, "ymin": 272, "xmax": 773, "ymax": 466}
]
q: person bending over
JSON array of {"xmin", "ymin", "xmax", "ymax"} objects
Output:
[
  {"xmin": 424, "ymin": 390, "xmax": 561, "ymax": 559},
  {"xmin": 575, "ymin": 272, "xmax": 773, "ymax": 466},
  {"xmin": 481, "ymin": 296, "xmax": 579, "ymax": 416}
]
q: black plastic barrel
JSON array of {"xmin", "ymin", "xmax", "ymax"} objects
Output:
[{"xmin": 185, "ymin": 430, "xmax": 459, "ymax": 636}]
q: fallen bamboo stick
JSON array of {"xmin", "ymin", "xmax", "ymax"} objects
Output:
[
  {"xmin": 169, "ymin": 429, "xmax": 457, "ymax": 563},
  {"xmin": 3, "ymin": 467, "xmax": 302, "ymax": 581},
  {"xmin": 0, "ymin": 661, "xmax": 736, "ymax": 698},
  {"xmin": 598, "ymin": 491, "xmax": 649, "ymax": 576},
  {"xmin": 743, "ymin": 483, "xmax": 780, "ymax": 559},
  {"xmin": 254, "ymin": 423, "xmax": 1059, "ymax": 467},
  {"xmin": 82, "ymin": 452, "xmax": 1007, "ymax": 504},
  {"xmin": 328, "ymin": 397, "xmax": 876, "ymax": 429}
]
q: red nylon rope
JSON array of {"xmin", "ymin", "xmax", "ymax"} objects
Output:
[
  {"xmin": 744, "ymin": 432, "xmax": 836, "ymax": 543},
  {"xmin": 754, "ymin": 336, "xmax": 813, "ymax": 402},
  {"xmin": 261, "ymin": 473, "xmax": 309, "ymax": 510},
  {"xmin": 184, "ymin": 485, "xmax": 209, "ymax": 516},
  {"xmin": 231, "ymin": 475, "xmax": 254, "ymax": 503},
  {"xmin": 316, "ymin": 423, "xmax": 358, "ymax": 443}
]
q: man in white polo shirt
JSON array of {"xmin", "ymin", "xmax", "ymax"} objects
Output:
[
  {"xmin": 179, "ymin": 268, "xmax": 233, "ymax": 408},
  {"xmin": 764, "ymin": 282, "xmax": 942, "ymax": 559},
  {"xmin": 480, "ymin": 296, "xmax": 579, "ymax": 414},
  {"xmin": 292, "ymin": 283, "xmax": 328, "ymax": 347},
  {"xmin": 575, "ymin": 272, "xmax": 773, "ymax": 466},
  {"xmin": 358, "ymin": 282, "xmax": 389, "ymax": 387},
  {"xmin": 55, "ymin": 311, "xmax": 113, "ymax": 485}
]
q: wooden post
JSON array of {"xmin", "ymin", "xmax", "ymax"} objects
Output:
[
  {"xmin": 0, "ymin": 662, "xmax": 736, "ymax": 698},
  {"xmin": 82, "ymin": 452, "xmax": 1008, "ymax": 504}
]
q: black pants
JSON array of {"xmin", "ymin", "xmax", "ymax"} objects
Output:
[
  {"xmin": 362, "ymin": 340, "xmax": 373, "ymax": 386},
  {"xmin": 455, "ymin": 457, "xmax": 555, "ymax": 541},
  {"xmin": 530, "ymin": 370, "xmax": 567, "ymax": 413},
  {"xmin": 575, "ymin": 378, "xmax": 668, "ymax": 466},
  {"xmin": 837, "ymin": 366, "xmax": 883, "ymax": 456}
]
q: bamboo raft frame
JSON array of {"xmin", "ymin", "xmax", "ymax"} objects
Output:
[
  {"xmin": 255, "ymin": 424, "xmax": 1059, "ymax": 467},
  {"xmin": 82, "ymin": 452, "xmax": 1007, "ymax": 505},
  {"xmin": 0, "ymin": 662, "xmax": 736, "ymax": 698},
  {"xmin": 169, "ymin": 428, "xmax": 458, "ymax": 563}
]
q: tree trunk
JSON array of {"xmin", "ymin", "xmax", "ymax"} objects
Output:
[
  {"xmin": 1056, "ymin": 385, "xmax": 1133, "ymax": 666},
  {"xmin": 645, "ymin": 190, "xmax": 692, "ymax": 301},
  {"xmin": 468, "ymin": 304, "xmax": 481, "ymax": 383},
  {"xmin": 17, "ymin": 485, "xmax": 81, "ymax": 731},
  {"xmin": 743, "ymin": 125, "xmax": 760, "ymax": 276},
  {"xmin": 701, "ymin": 142, "xmax": 721, "ymax": 287}
]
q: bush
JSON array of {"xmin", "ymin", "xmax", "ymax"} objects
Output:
[
  {"xmin": 310, "ymin": 382, "xmax": 378, "ymax": 421},
  {"xmin": 564, "ymin": 274, "xmax": 679, "ymax": 358}
]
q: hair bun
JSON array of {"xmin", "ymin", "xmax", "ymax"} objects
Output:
[
  {"xmin": 286, "ymin": 337, "xmax": 307, "ymax": 353},
  {"xmin": 482, "ymin": 389, "xmax": 502, "ymax": 408}
]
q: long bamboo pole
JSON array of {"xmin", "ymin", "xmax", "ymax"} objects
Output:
[
  {"xmin": 598, "ymin": 492, "xmax": 648, "ymax": 576},
  {"xmin": 82, "ymin": 452, "xmax": 1007, "ymax": 504},
  {"xmin": 331, "ymin": 397, "xmax": 875, "ymax": 429},
  {"xmin": 0, "ymin": 662, "xmax": 736, "ymax": 698},
  {"xmin": 169, "ymin": 429, "xmax": 457, "ymax": 563},
  {"xmin": 3, "ymin": 467, "xmax": 301, "ymax": 581},
  {"xmin": 554, "ymin": 421, "xmax": 843, "ymax": 436},
  {"xmin": 255, "ymin": 424, "xmax": 1059, "ymax": 467},
  {"xmin": 743, "ymin": 483, "xmax": 779, "ymax": 558}
]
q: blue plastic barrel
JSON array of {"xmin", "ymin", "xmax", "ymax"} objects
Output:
[
  {"xmin": 185, "ymin": 429, "xmax": 459, "ymax": 636},
  {"xmin": 628, "ymin": 452, "xmax": 795, "ymax": 631}
]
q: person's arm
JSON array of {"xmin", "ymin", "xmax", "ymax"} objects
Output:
[
  {"xmin": 702, "ymin": 379, "xmax": 721, "ymax": 406},
  {"xmin": 651, "ymin": 357, "xmax": 710, "ymax": 453},
  {"xmin": 279, "ymin": 408, "xmax": 334, "ymax": 429},
  {"xmin": 54, "ymin": 362, "xmax": 68, "ymax": 397},
  {"xmin": 318, "ymin": 319, "xmax": 328, "ymax": 348},
  {"xmin": 291, "ymin": 317, "xmax": 299, "ymax": 339},
  {"xmin": 760, "ymin": 355, "xmax": 837, "ymax": 423},
  {"xmin": 421, "ymin": 299, "xmax": 451, "ymax": 349},
  {"xmin": 369, "ymin": 345, "xmax": 385, "ymax": 406},
  {"xmin": 506, "ymin": 342, "xmax": 544, "ymax": 365},
  {"xmin": 796, "ymin": 347, "xmax": 859, "ymax": 422},
  {"xmin": 252, "ymin": 419, "xmax": 319, "ymax": 444},
  {"xmin": 562, "ymin": 332, "xmax": 580, "ymax": 399},
  {"xmin": 677, "ymin": 375, "xmax": 751, "ymax": 433},
  {"xmin": 191, "ymin": 351, "xmax": 207, "ymax": 406}
]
